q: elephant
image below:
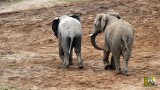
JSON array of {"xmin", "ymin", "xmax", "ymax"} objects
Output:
[
  {"xmin": 52, "ymin": 15, "xmax": 83, "ymax": 69},
  {"xmin": 88, "ymin": 13, "xmax": 134, "ymax": 75}
]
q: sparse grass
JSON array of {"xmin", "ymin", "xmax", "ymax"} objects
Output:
[
  {"xmin": 0, "ymin": 85, "xmax": 18, "ymax": 90},
  {"xmin": 60, "ymin": 0, "xmax": 80, "ymax": 2},
  {"xmin": 0, "ymin": 55, "xmax": 4, "ymax": 60},
  {"xmin": 1, "ymin": 0, "xmax": 22, "ymax": 2}
]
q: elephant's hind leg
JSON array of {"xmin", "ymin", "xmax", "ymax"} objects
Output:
[
  {"xmin": 69, "ymin": 47, "xmax": 73, "ymax": 65},
  {"xmin": 103, "ymin": 44, "xmax": 110, "ymax": 70},
  {"xmin": 122, "ymin": 51, "xmax": 130, "ymax": 76},
  {"xmin": 113, "ymin": 55, "xmax": 121, "ymax": 74},
  {"xmin": 75, "ymin": 51, "xmax": 83, "ymax": 69},
  {"xmin": 59, "ymin": 45, "xmax": 64, "ymax": 62},
  {"xmin": 63, "ymin": 52, "xmax": 70, "ymax": 68},
  {"xmin": 110, "ymin": 56, "xmax": 115, "ymax": 70},
  {"xmin": 61, "ymin": 37, "xmax": 70, "ymax": 68},
  {"xmin": 74, "ymin": 36, "xmax": 83, "ymax": 69},
  {"xmin": 112, "ymin": 44, "xmax": 121, "ymax": 74}
]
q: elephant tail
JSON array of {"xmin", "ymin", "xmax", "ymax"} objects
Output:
[
  {"xmin": 122, "ymin": 35, "xmax": 130, "ymax": 55},
  {"xmin": 68, "ymin": 36, "xmax": 74, "ymax": 54}
]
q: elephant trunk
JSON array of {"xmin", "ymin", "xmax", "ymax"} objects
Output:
[{"xmin": 90, "ymin": 33, "xmax": 104, "ymax": 50}]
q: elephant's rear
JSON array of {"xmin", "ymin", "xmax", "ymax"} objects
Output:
[
  {"xmin": 59, "ymin": 16, "xmax": 82, "ymax": 37},
  {"xmin": 52, "ymin": 15, "xmax": 83, "ymax": 68},
  {"xmin": 121, "ymin": 21, "xmax": 134, "ymax": 57},
  {"xmin": 111, "ymin": 20, "xmax": 134, "ymax": 75},
  {"xmin": 59, "ymin": 16, "xmax": 82, "ymax": 53},
  {"xmin": 111, "ymin": 20, "xmax": 134, "ymax": 57}
]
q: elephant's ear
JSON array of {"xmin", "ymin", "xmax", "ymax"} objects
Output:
[
  {"xmin": 109, "ymin": 13, "xmax": 121, "ymax": 19},
  {"xmin": 101, "ymin": 13, "xmax": 121, "ymax": 31},
  {"xmin": 52, "ymin": 17, "xmax": 59, "ymax": 38},
  {"xmin": 93, "ymin": 14, "xmax": 103, "ymax": 32},
  {"xmin": 100, "ymin": 14, "xmax": 108, "ymax": 32},
  {"xmin": 69, "ymin": 15, "xmax": 80, "ymax": 21}
]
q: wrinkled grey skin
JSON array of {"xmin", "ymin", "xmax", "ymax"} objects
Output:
[
  {"xmin": 89, "ymin": 13, "xmax": 134, "ymax": 75},
  {"xmin": 52, "ymin": 15, "xmax": 83, "ymax": 69}
]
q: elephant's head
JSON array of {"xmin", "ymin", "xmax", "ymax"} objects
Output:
[
  {"xmin": 52, "ymin": 17, "xmax": 60, "ymax": 38},
  {"xmin": 88, "ymin": 13, "xmax": 121, "ymax": 50}
]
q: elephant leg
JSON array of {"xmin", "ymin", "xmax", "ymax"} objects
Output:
[
  {"xmin": 110, "ymin": 55, "xmax": 115, "ymax": 70},
  {"xmin": 113, "ymin": 55, "xmax": 121, "ymax": 74},
  {"xmin": 103, "ymin": 50, "xmax": 111, "ymax": 70},
  {"xmin": 112, "ymin": 44, "xmax": 121, "ymax": 74},
  {"xmin": 69, "ymin": 47, "xmax": 73, "ymax": 65},
  {"xmin": 75, "ymin": 51, "xmax": 83, "ymax": 69},
  {"xmin": 61, "ymin": 37, "xmax": 70, "ymax": 68},
  {"xmin": 123, "ymin": 52, "xmax": 130, "ymax": 76},
  {"xmin": 103, "ymin": 43, "xmax": 110, "ymax": 70},
  {"xmin": 63, "ymin": 52, "xmax": 70, "ymax": 68},
  {"xmin": 59, "ymin": 45, "xmax": 64, "ymax": 62},
  {"xmin": 123, "ymin": 57, "xmax": 129, "ymax": 76},
  {"xmin": 74, "ymin": 36, "xmax": 83, "ymax": 69}
]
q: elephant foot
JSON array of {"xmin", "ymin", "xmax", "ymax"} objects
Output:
[
  {"xmin": 116, "ymin": 68, "xmax": 121, "ymax": 75},
  {"xmin": 78, "ymin": 64, "xmax": 84, "ymax": 69},
  {"xmin": 110, "ymin": 66, "xmax": 116, "ymax": 70},
  {"xmin": 63, "ymin": 64, "xmax": 69, "ymax": 68},
  {"xmin": 122, "ymin": 70, "xmax": 128, "ymax": 76},
  {"xmin": 69, "ymin": 62, "xmax": 74, "ymax": 65},
  {"xmin": 104, "ymin": 64, "xmax": 111, "ymax": 70},
  {"xmin": 69, "ymin": 59, "xmax": 73, "ymax": 65},
  {"xmin": 122, "ymin": 73, "xmax": 128, "ymax": 76},
  {"xmin": 116, "ymin": 71, "xmax": 121, "ymax": 75},
  {"xmin": 61, "ymin": 59, "xmax": 64, "ymax": 62}
]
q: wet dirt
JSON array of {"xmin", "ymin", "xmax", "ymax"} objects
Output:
[{"xmin": 0, "ymin": 0, "xmax": 160, "ymax": 89}]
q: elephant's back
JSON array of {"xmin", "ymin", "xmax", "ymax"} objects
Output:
[
  {"xmin": 59, "ymin": 17, "xmax": 82, "ymax": 37},
  {"xmin": 106, "ymin": 20, "xmax": 134, "ymax": 47},
  {"xmin": 111, "ymin": 20, "xmax": 133, "ymax": 37}
]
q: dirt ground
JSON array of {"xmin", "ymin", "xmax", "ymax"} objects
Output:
[
  {"xmin": 0, "ymin": 0, "xmax": 160, "ymax": 89},
  {"xmin": 0, "ymin": 0, "xmax": 78, "ymax": 13}
]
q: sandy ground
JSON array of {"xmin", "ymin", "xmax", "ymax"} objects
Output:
[
  {"xmin": 0, "ymin": 0, "xmax": 160, "ymax": 90},
  {"xmin": 0, "ymin": 0, "xmax": 79, "ymax": 13}
]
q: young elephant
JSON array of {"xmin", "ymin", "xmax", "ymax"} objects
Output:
[
  {"xmin": 52, "ymin": 15, "xmax": 83, "ymax": 69},
  {"xmin": 88, "ymin": 13, "xmax": 134, "ymax": 75}
]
